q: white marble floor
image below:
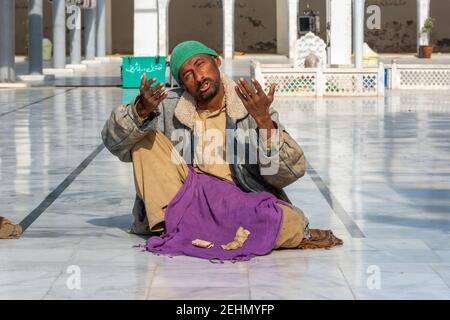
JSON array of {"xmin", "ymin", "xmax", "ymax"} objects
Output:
[{"xmin": 1, "ymin": 62, "xmax": 450, "ymax": 300}]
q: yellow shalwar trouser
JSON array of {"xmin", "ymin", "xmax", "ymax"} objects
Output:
[{"xmin": 131, "ymin": 130, "xmax": 308, "ymax": 249}]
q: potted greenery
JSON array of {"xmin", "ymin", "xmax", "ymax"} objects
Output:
[{"xmin": 419, "ymin": 17, "xmax": 435, "ymax": 58}]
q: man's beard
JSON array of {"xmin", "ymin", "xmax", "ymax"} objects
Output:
[{"xmin": 196, "ymin": 77, "xmax": 221, "ymax": 102}]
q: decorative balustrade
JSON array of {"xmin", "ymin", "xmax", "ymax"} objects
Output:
[
  {"xmin": 250, "ymin": 60, "xmax": 385, "ymax": 97},
  {"xmin": 389, "ymin": 63, "xmax": 450, "ymax": 90}
]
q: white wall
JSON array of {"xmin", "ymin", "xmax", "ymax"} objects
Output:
[
  {"xmin": 12, "ymin": 0, "xmax": 450, "ymax": 55},
  {"xmin": 329, "ymin": 0, "xmax": 352, "ymax": 65},
  {"xmin": 168, "ymin": 0, "xmax": 223, "ymax": 53},
  {"xmin": 277, "ymin": 0, "xmax": 289, "ymax": 55},
  {"xmin": 234, "ymin": 0, "xmax": 277, "ymax": 53},
  {"xmin": 134, "ymin": 0, "xmax": 158, "ymax": 56}
]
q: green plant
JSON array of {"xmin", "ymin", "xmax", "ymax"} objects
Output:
[{"xmin": 422, "ymin": 17, "xmax": 435, "ymax": 34}]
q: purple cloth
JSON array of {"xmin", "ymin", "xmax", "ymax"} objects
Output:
[{"xmin": 145, "ymin": 167, "xmax": 284, "ymax": 261}]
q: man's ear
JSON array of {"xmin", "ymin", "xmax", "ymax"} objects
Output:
[
  {"xmin": 177, "ymin": 77, "xmax": 184, "ymax": 89},
  {"xmin": 213, "ymin": 56, "xmax": 222, "ymax": 68}
]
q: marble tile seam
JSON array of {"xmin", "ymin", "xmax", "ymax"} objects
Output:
[
  {"xmin": 0, "ymin": 87, "xmax": 77, "ymax": 118},
  {"xmin": 19, "ymin": 143, "xmax": 105, "ymax": 232},
  {"xmin": 305, "ymin": 158, "xmax": 366, "ymax": 239}
]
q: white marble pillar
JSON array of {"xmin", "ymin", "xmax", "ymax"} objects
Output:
[
  {"xmin": 84, "ymin": 7, "xmax": 97, "ymax": 61},
  {"xmin": 105, "ymin": 0, "xmax": 112, "ymax": 54},
  {"xmin": 52, "ymin": 0, "xmax": 66, "ymax": 69},
  {"xmin": 158, "ymin": 0, "xmax": 169, "ymax": 56},
  {"xmin": 276, "ymin": 0, "xmax": 289, "ymax": 55},
  {"xmin": 68, "ymin": 4, "xmax": 82, "ymax": 65},
  {"xmin": 417, "ymin": 0, "xmax": 431, "ymax": 51},
  {"xmin": 134, "ymin": 0, "xmax": 158, "ymax": 56},
  {"xmin": 277, "ymin": 0, "xmax": 299, "ymax": 58},
  {"xmin": 329, "ymin": 0, "xmax": 352, "ymax": 65},
  {"xmin": 0, "ymin": 0, "xmax": 15, "ymax": 82},
  {"xmin": 28, "ymin": 0, "xmax": 44, "ymax": 75},
  {"xmin": 288, "ymin": 0, "xmax": 300, "ymax": 59},
  {"xmin": 223, "ymin": 0, "xmax": 235, "ymax": 59},
  {"xmin": 96, "ymin": 0, "xmax": 106, "ymax": 57},
  {"xmin": 353, "ymin": 0, "xmax": 365, "ymax": 68}
]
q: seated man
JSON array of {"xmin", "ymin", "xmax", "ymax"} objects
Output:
[{"xmin": 102, "ymin": 41, "xmax": 342, "ymax": 260}]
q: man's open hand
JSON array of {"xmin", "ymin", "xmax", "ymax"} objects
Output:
[
  {"xmin": 135, "ymin": 72, "xmax": 168, "ymax": 119},
  {"xmin": 235, "ymin": 77, "xmax": 276, "ymax": 130}
]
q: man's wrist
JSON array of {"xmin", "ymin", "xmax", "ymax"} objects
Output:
[
  {"xmin": 133, "ymin": 96, "xmax": 153, "ymax": 127},
  {"xmin": 256, "ymin": 115, "xmax": 278, "ymax": 150},
  {"xmin": 256, "ymin": 116, "xmax": 275, "ymax": 130},
  {"xmin": 135, "ymin": 96, "xmax": 149, "ymax": 119}
]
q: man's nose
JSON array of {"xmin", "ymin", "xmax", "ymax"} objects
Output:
[{"xmin": 194, "ymin": 72, "xmax": 205, "ymax": 84}]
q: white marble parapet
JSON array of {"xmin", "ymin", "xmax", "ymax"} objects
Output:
[
  {"xmin": 43, "ymin": 68, "xmax": 75, "ymax": 75},
  {"xmin": 66, "ymin": 64, "xmax": 88, "ymax": 70},
  {"xmin": 82, "ymin": 60, "xmax": 103, "ymax": 65},
  {"xmin": 0, "ymin": 82, "xmax": 29, "ymax": 88},
  {"xmin": 16, "ymin": 74, "xmax": 55, "ymax": 82},
  {"xmin": 251, "ymin": 60, "xmax": 385, "ymax": 97}
]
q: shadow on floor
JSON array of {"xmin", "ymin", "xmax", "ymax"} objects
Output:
[{"xmin": 87, "ymin": 214, "xmax": 156, "ymax": 240}]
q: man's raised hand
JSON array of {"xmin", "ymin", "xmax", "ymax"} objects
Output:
[
  {"xmin": 235, "ymin": 77, "xmax": 276, "ymax": 130},
  {"xmin": 135, "ymin": 72, "xmax": 168, "ymax": 119}
]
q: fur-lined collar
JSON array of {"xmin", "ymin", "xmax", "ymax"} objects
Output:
[{"xmin": 174, "ymin": 73, "xmax": 248, "ymax": 129}]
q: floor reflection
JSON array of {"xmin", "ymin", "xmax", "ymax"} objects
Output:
[{"xmin": 1, "ymin": 73, "xmax": 449, "ymax": 299}]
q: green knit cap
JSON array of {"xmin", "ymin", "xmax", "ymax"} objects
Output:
[{"xmin": 170, "ymin": 40, "xmax": 218, "ymax": 85}]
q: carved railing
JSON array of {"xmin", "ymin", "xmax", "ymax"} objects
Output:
[
  {"xmin": 390, "ymin": 63, "xmax": 450, "ymax": 90},
  {"xmin": 251, "ymin": 60, "xmax": 385, "ymax": 97}
]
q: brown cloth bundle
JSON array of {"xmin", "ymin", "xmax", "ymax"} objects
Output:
[
  {"xmin": 297, "ymin": 229, "xmax": 343, "ymax": 250},
  {"xmin": 0, "ymin": 216, "xmax": 22, "ymax": 239}
]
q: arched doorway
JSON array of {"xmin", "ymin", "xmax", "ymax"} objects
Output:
[
  {"xmin": 111, "ymin": 0, "xmax": 134, "ymax": 54},
  {"xmin": 299, "ymin": 0, "xmax": 327, "ymax": 42},
  {"xmin": 14, "ymin": 0, "xmax": 54, "ymax": 55},
  {"xmin": 431, "ymin": 0, "xmax": 450, "ymax": 53},
  {"xmin": 234, "ymin": 0, "xmax": 277, "ymax": 54},
  {"xmin": 365, "ymin": 0, "xmax": 417, "ymax": 53},
  {"xmin": 168, "ymin": 0, "xmax": 223, "ymax": 54}
]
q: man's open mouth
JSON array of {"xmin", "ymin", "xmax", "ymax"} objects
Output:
[{"xmin": 199, "ymin": 81, "xmax": 211, "ymax": 93}]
